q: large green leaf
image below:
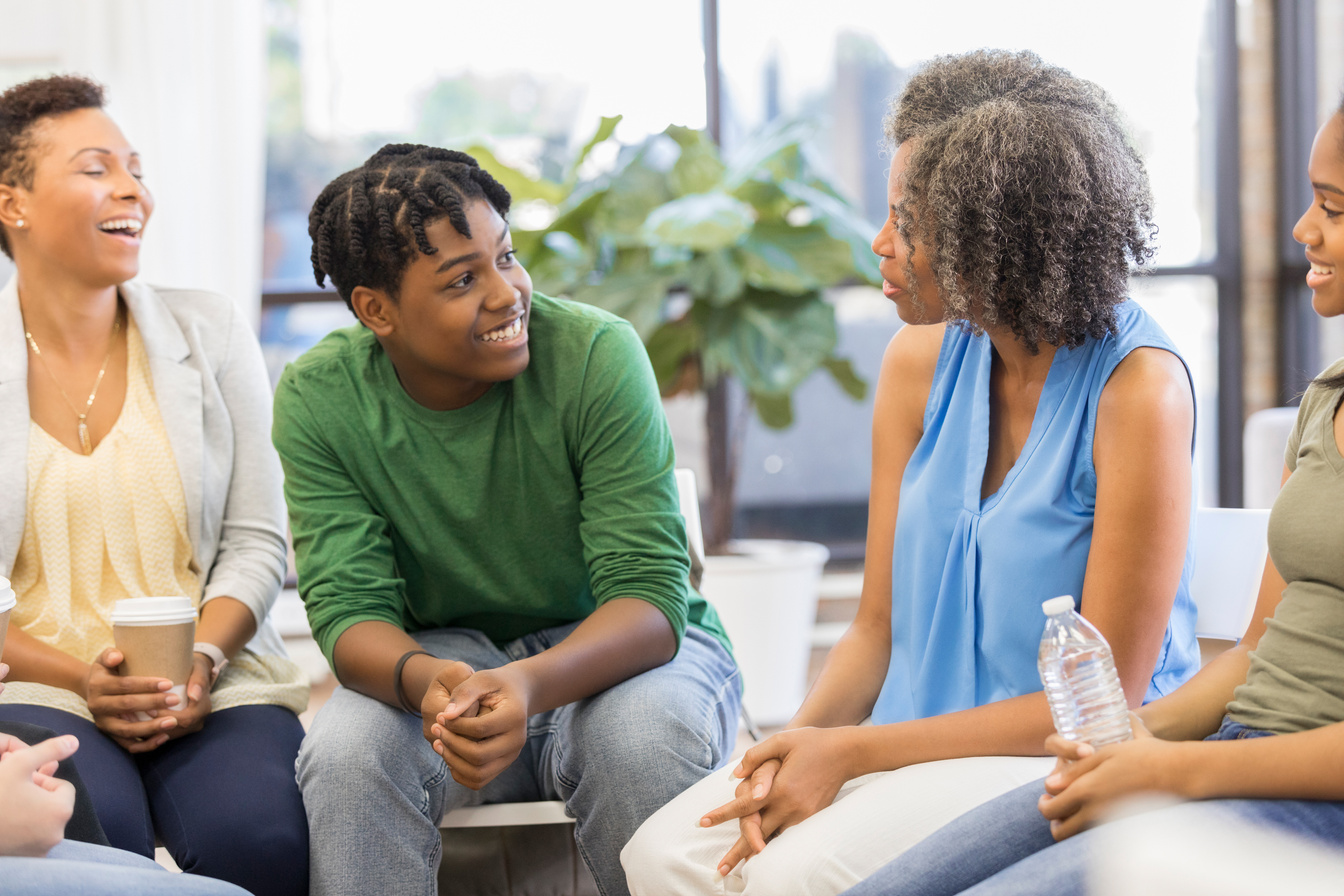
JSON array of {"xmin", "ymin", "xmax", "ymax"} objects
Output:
[
  {"xmin": 702, "ymin": 292, "xmax": 838, "ymax": 398},
  {"xmin": 570, "ymin": 269, "xmax": 676, "ymax": 340},
  {"xmin": 751, "ymin": 392, "xmax": 794, "ymax": 429},
  {"xmin": 463, "ymin": 143, "xmax": 566, "ymax": 205},
  {"xmin": 643, "ymin": 192, "xmax": 754, "ymax": 252},
  {"xmin": 665, "ymin": 126, "xmax": 726, "ymax": 196},
  {"xmin": 567, "ymin": 115, "xmax": 622, "ymax": 183},
  {"xmin": 779, "ymin": 178, "xmax": 882, "ymax": 284},
  {"xmin": 521, "ymin": 230, "xmax": 592, "ymax": 294},
  {"xmin": 822, "ymin": 357, "xmax": 868, "ymax": 400},
  {"xmin": 644, "ymin": 319, "xmax": 700, "ymax": 391},
  {"xmin": 737, "ymin": 223, "xmax": 856, "ymax": 294},
  {"xmin": 723, "ymin": 119, "xmax": 813, "ymax": 188},
  {"xmin": 685, "ymin": 249, "xmax": 745, "ymax": 305}
]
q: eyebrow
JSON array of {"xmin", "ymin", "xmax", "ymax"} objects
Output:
[
  {"xmin": 67, "ymin": 147, "xmax": 140, "ymax": 162},
  {"xmin": 434, "ymin": 221, "xmax": 511, "ymax": 274},
  {"xmin": 1313, "ymin": 180, "xmax": 1344, "ymax": 197}
]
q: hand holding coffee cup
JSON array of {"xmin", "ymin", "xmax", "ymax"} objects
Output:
[{"xmin": 89, "ymin": 601, "xmax": 197, "ymax": 752}]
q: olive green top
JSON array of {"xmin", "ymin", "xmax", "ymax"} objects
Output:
[{"xmin": 1228, "ymin": 358, "xmax": 1344, "ymax": 734}]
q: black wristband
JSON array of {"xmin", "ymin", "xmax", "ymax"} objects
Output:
[{"xmin": 393, "ymin": 649, "xmax": 432, "ymax": 715}]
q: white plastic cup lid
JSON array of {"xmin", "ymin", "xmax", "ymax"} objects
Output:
[
  {"xmin": 110, "ymin": 596, "xmax": 196, "ymax": 626},
  {"xmin": 0, "ymin": 576, "xmax": 14, "ymax": 613},
  {"xmin": 1041, "ymin": 595, "xmax": 1076, "ymax": 616}
]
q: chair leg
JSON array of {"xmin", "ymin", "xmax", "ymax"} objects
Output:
[{"xmin": 740, "ymin": 705, "xmax": 763, "ymax": 743}]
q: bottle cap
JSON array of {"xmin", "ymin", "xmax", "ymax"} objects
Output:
[{"xmin": 1041, "ymin": 595, "xmax": 1075, "ymax": 616}]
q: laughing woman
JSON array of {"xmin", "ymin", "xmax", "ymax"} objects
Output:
[{"xmin": 0, "ymin": 75, "xmax": 309, "ymax": 896}]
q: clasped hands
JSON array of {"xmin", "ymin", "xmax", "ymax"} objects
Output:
[
  {"xmin": 418, "ymin": 660, "xmax": 532, "ymax": 790},
  {"xmin": 697, "ymin": 726, "xmax": 857, "ymax": 876},
  {"xmin": 84, "ymin": 648, "xmax": 213, "ymax": 753}
]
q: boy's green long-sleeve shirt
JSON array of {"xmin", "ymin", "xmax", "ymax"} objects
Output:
[{"xmin": 272, "ymin": 293, "xmax": 729, "ymax": 666}]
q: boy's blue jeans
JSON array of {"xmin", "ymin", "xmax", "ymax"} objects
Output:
[{"xmin": 299, "ymin": 622, "xmax": 741, "ymax": 896}]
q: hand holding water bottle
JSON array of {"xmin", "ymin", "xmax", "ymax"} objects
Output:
[{"xmin": 1038, "ymin": 595, "xmax": 1132, "ymax": 746}]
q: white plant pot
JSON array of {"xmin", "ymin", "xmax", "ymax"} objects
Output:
[{"xmin": 700, "ymin": 539, "xmax": 830, "ymax": 727}]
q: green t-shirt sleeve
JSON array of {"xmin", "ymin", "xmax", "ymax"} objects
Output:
[
  {"xmin": 272, "ymin": 368, "xmax": 406, "ymax": 666},
  {"xmin": 573, "ymin": 321, "xmax": 692, "ymax": 647}
]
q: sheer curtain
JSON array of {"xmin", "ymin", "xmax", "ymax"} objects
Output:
[{"xmin": 0, "ymin": 0, "xmax": 267, "ymax": 324}]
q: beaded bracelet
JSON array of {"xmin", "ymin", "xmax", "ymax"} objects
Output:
[{"xmin": 393, "ymin": 649, "xmax": 432, "ymax": 714}]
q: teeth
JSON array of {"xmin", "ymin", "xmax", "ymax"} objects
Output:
[
  {"xmin": 1311, "ymin": 262, "xmax": 1334, "ymax": 276},
  {"xmin": 482, "ymin": 319, "xmax": 522, "ymax": 343},
  {"xmin": 99, "ymin": 218, "xmax": 142, "ymax": 233}
]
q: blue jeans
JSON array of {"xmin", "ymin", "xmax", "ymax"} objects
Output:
[
  {"xmin": 841, "ymin": 717, "xmax": 1344, "ymax": 896},
  {"xmin": 0, "ymin": 839, "xmax": 252, "ymax": 895},
  {"xmin": 0, "ymin": 704, "xmax": 308, "ymax": 896},
  {"xmin": 299, "ymin": 623, "xmax": 741, "ymax": 896}
]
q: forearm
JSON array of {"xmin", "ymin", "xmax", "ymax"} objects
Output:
[
  {"xmin": 1137, "ymin": 643, "xmax": 1251, "ymax": 741},
  {"xmin": 508, "ymin": 598, "xmax": 677, "ymax": 714},
  {"xmin": 1175, "ymin": 721, "xmax": 1344, "ymax": 801},
  {"xmin": 844, "ymin": 690, "xmax": 1057, "ymax": 778},
  {"xmin": 332, "ymin": 620, "xmax": 439, "ymax": 708},
  {"xmin": 3, "ymin": 628, "xmax": 88, "ymax": 697},
  {"xmin": 195, "ymin": 596, "xmax": 258, "ymax": 659},
  {"xmin": 789, "ymin": 618, "xmax": 891, "ymax": 730}
]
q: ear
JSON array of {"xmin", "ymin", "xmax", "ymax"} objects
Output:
[
  {"xmin": 0, "ymin": 183, "xmax": 28, "ymax": 230},
  {"xmin": 350, "ymin": 285, "xmax": 397, "ymax": 337}
]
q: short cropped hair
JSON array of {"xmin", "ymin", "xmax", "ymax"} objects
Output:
[{"xmin": 0, "ymin": 74, "xmax": 106, "ymax": 257}]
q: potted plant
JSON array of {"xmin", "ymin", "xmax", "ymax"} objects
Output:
[{"xmin": 486, "ymin": 118, "xmax": 880, "ymax": 724}]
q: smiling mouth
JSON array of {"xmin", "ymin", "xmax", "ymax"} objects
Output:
[
  {"xmin": 98, "ymin": 218, "xmax": 143, "ymax": 237},
  {"xmin": 480, "ymin": 318, "xmax": 523, "ymax": 343},
  {"xmin": 1308, "ymin": 260, "xmax": 1336, "ymax": 289}
]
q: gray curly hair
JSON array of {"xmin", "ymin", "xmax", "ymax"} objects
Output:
[{"xmin": 884, "ymin": 49, "xmax": 1157, "ymax": 350}]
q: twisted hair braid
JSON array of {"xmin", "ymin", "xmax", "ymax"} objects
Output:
[
  {"xmin": 884, "ymin": 49, "xmax": 1157, "ymax": 351},
  {"xmin": 308, "ymin": 144, "xmax": 512, "ymax": 311}
]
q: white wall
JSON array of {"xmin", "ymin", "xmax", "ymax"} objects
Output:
[{"xmin": 0, "ymin": 0, "xmax": 266, "ymax": 325}]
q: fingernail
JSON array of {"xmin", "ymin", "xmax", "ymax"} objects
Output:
[
  {"xmin": 1045, "ymin": 774, "xmax": 1060, "ymax": 787},
  {"xmin": 700, "ymin": 817, "xmax": 712, "ymax": 828},
  {"xmin": 718, "ymin": 864, "xmax": 730, "ymax": 876},
  {"xmin": 62, "ymin": 735, "xmax": 78, "ymax": 750},
  {"xmin": 752, "ymin": 785, "xmax": 765, "ymax": 800},
  {"xmin": 158, "ymin": 681, "xmax": 172, "ymax": 690}
]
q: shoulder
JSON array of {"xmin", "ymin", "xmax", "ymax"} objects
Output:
[
  {"xmin": 874, "ymin": 321, "xmax": 947, "ymax": 432},
  {"xmin": 529, "ymin": 293, "xmax": 648, "ymax": 372},
  {"xmin": 1096, "ymin": 301, "xmax": 1192, "ymax": 419}
]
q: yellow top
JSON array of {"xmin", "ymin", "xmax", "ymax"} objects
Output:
[{"xmin": 2, "ymin": 317, "xmax": 307, "ymax": 719}]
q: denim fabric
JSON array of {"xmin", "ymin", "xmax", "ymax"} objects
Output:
[
  {"xmin": 0, "ymin": 840, "xmax": 252, "ymax": 895},
  {"xmin": 841, "ymin": 717, "xmax": 1344, "ymax": 896},
  {"xmin": 299, "ymin": 623, "xmax": 741, "ymax": 896},
  {"xmin": 0, "ymin": 704, "xmax": 309, "ymax": 896}
]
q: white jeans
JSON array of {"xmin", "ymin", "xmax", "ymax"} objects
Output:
[{"xmin": 621, "ymin": 753, "xmax": 1055, "ymax": 896}]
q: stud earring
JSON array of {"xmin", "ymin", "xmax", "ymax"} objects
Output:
[{"xmin": 13, "ymin": 219, "xmax": 23, "ymax": 228}]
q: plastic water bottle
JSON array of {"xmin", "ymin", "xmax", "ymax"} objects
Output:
[{"xmin": 1038, "ymin": 595, "xmax": 1132, "ymax": 746}]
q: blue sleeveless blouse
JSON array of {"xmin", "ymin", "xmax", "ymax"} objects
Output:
[{"xmin": 872, "ymin": 300, "xmax": 1200, "ymax": 725}]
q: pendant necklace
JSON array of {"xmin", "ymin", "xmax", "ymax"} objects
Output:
[{"xmin": 24, "ymin": 305, "xmax": 123, "ymax": 455}]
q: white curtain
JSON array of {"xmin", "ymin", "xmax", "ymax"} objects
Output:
[{"xmin": 0, "ymin": 0, "xmax": 267, "ymax": 325}]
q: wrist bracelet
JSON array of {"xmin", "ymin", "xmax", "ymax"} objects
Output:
[{"xmin": 393, "ymin": 649, "xmax": 432, "ymax": 715}]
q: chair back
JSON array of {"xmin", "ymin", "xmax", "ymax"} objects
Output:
[{"xmin": 1191, "ymin": 507, "xmax": 1271, "ymax": 642}]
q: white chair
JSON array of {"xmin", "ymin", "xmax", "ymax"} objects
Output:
[
  {"xmin": 1189, "ymin": 507, "xmax": 1271, "ymax": 655},
  {"xmin": 440, "ymin": 468, "xmax": 707, "ymax": 830},
  {"xmin": 1242, "ymin": 407, "xmax": 1297, "ymax": 509}
]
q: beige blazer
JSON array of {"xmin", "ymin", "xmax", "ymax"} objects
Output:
[{"xmin": 0, "ymin": 277, "xmax": 289, "ymax": 655}]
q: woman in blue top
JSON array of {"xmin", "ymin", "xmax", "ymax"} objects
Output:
[{"xmin": 622, "ymin": 49, "xmax": 1199, "ymax": 896}]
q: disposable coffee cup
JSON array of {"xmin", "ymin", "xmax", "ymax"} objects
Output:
[
  {"xmin": 110, "ymin": 596, "xmax": 197, "ymax": 721},
  {"xmin": 0, "ymin": 576, "xmax": 15, "ymax": 665}
]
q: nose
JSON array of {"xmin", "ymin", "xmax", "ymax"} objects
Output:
[
  {"xmin": 484, "ymin": 270, "xmax": 522, "ymax": 310},
  {"xmin": 1292, "ymin": 204, "xmax": 1316, "ymax": 247}
]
